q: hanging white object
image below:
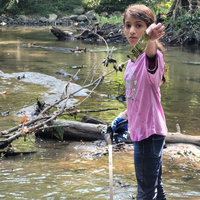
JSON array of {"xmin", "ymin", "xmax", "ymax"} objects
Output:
[
  {"xmin": 109, "ymin": 145, "xmax": 113, "ymax": 200},
  {"xmin": 176, "ymin": 123, "xmax": 181, "ymax": 133}
]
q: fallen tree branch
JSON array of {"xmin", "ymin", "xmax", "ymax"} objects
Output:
[
  {"xmin": 0, "ymin": 132, "xmax": 21, "ymax": 149},
  {"xmin": 34, "ymin": 119, "xmax": 200, "ymax": 147},
  {"xmin": 165, "ymin": 132, "xmax": 200, "ymax": 146},
  {"xmin": 62, "ymin": 108, "xmax": 118, "ymax": 116},
  {"xmin": 0, "ymin": 32, "xmax": 127, "ymax": 149}
]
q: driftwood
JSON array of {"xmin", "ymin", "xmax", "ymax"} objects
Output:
[
  {"xmin": 0, "ymin": 149, "xmax": 46, "ymax": 157},
  {"xmin": 50, "ymin": 23, "xmax": 127, "ymax": 42},
  {"xmin": 35, "ymin": 119, "xmax": 107, "ymax": 141},
  {"xmin": 34, "ymin": 118, "xmax": 200, "ymax": 147},
  {"xmin": 166, "ymin": 132, "xmax": 200, "ymax": 146},
  {"xmin": 0, "ymin": 36, "xmax": 127, "ymax": 150},
  {"xmin": 161, "ymin": 0, "xmax": 200, "ymax": 45}
]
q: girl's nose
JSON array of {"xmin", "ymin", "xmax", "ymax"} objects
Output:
[{"xmin": 130, "ymin": 26, "xmax": 136, "ymax": 34}]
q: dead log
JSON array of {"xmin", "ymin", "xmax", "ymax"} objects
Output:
[
  {"xmin": 0, "ymin": 132, "xmax": 21, "ymax": 149},
  {"xmin": 50, "ymin": 24, "xmax": 126, "ymax": 42},
  {"xmin": 166, "ymin": 132, "xmax": 200, "ymax": 146},
  {"xmin": 81, "ymin": 116, "xmax": 108, "ymax": 125},
  {"xmin": 50, "ymin": 27, "xmax": 72, "ymax": 39},
  {"xmin": 35, "ymin": 119, "xmax": 200, "ymax": 146},
  {"xmin": 35, "ymin": 119, "xmax": 107, "ymax": 141},
  {"xmin": 0, "ymin": 149, "xmax": 46, "ymax": 157}
]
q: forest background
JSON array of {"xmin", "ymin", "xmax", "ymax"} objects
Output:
[{"xmin": 0, "ymin": 0, "xmax": 173, "ymax": 18}]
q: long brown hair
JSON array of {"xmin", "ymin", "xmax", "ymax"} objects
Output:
[{"xmin": 122, "ymin": 4, "xmax": 166, "ymax": 85}]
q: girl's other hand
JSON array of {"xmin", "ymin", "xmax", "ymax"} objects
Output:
[{"xmin": 146, "ymin": 23, "xmax": 165, "ymax": 41}]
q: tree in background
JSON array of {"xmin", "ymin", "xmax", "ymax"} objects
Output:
[
  {"xmin": 1, "ymin": 0, "xmax": 173, "ymax": 16},
  {"xmin": 161, "ymin": 0, "xmax": 200, "ymax": 45},
  {"xmin": 82, "ymin": 0, "xmax": 173, "ymax": 15},
  {"xmin": 0, "ymin": 0, "xmax": 11, "ymax": 15},
  {"xmin": 83, "ymin": 0, "xmax": 133, "ymax": 13},
  {"xmin": 0, "ymin": 0, "xmax": 83, "ymax": 16}
]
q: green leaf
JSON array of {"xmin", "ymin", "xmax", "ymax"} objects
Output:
[{"xmin": 54, "ymin": 126, "xmax": 64, "ymax": 140}]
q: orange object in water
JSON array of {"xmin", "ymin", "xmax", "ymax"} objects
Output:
[
  {"xmin": 0, "ymin": 91, "xmax": 10, "ymax": 95},
  {"xmin": 19, "ymin": 115, "xmax": 30, "ymax": 124}
]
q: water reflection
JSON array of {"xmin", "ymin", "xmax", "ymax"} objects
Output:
[
  {"xmin": 0, "ymin": 27, "xmax": 200, "ymax": 199},
  {"xmin": 162, "ymin": 46, "xmax": 200, "ymax": 135}
]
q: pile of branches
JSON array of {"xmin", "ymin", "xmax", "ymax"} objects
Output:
[
  {"xmin": 51, "ymin": 22, "xmax": 127, "ymax": 43},
  {"xmin": 160, "ymin": 0, "xmax": 200, "ymax": 45},
  {"xmin": 0, "ymin": 35, "xmax": 127, "ymax": 151}
]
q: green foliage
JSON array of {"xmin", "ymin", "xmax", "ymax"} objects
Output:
[
  {"xmin": 82, "ymin": 0, "xmax": 101, "ymax": 10},
  {"xmin": 0, "ymin": 0, "xmax": 10, "ymax": 15},
  {"xmin": 163, "ymin": 7, "xmax": 200, "ymax": 39},
  {"xmin": 3, "ymin": 0, "xmax": 83, "ymax": 16},
  {"xmin": 1, "ymin": 0, "xmax": 173, "ymax": 19},
  {"xmin": 54, "ymin": 126, "xmax": 64, "ymax": 140},
  {"xmin": 98, "ymin": 0, "xmax": 134, "ymax": 13},
  {"xmin": 139, "ymin": 0, "xmax": 173, "ymax": 15},
  {"xmin": 84, "ymin": 0, "xmax": 136, "ymax": 13},
  {"xmin": 83, "ymin": 0, "xmax": 172, "ymax": 15},
  {"xmin": 95, "ymin": 13, "xmax": 122, "ymax": 25}
]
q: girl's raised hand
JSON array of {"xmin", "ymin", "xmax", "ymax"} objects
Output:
[{"xmin": 146, "ymin": 23, "xmax": 165, "ymax": 41}]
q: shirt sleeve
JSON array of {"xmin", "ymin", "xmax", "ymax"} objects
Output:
[
  {"xmin": 147, "ymin": 55, "xmax": 157, "ymax": 72},
  {"xmin": 146, "ymin": 50, "xmax": 164, "ymax": 89}
]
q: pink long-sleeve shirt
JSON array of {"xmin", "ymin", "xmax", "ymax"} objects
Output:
[{"xmin": 124, "ymin": 50, "xmax": 167, "ymax": 142}]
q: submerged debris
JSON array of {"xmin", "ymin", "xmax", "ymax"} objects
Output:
[
  {"xmin": 75, "ymin": 140, "xmax": 133, "ymax": 160},
  {"xmin": 50, "ymin": 23, "xmax": 127, "ymax": 43},
  {"xmin": 56, "ymin": 69, "xmax": 80, "ymax": 80}
]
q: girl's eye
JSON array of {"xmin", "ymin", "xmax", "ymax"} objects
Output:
[
  {"xmin": 125, "ymin": 24, "xmax": 131, "ymax": 28},
  {"xmin": 136, "ymin": 24, "xmax": 142, "ymax": 28}
]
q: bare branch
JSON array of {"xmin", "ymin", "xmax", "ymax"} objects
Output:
[{"xmin": 0, "ymin": 31, "xmax": 128, "ymax": 149}]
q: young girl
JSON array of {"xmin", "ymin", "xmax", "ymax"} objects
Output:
[{"xmin": 113, "ymin": 4, "xmax": 167, "ymax": 199}]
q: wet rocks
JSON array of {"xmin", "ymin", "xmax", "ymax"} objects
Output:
[
  {"xmin": 56, "ymin": 69, "xmax": 80, "ymax": 80},
  {"xmin": 74, "ymin": 7, "xmax": 85, "ymax": 15},
  {"xmin": 0, "ymin": 7, "xmax": 98, "ymax": 27},
  {"xmin": 49, "ymin": 13, "xmax": 58, "ymax": 22},
  {"xmin": 163, "ymin": 143, "xmax": 200, "ymax": 165}
]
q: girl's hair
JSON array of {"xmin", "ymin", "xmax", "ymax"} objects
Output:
[{"xmin": 122, "ymin": 4, "xmax": 166, "ymax": 85}]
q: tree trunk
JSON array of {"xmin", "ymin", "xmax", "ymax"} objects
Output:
[
  {"xmin": 169, "ymin": 0, "xmax": 199, "ymax": 17},
  {"xmin": 35, "ymin": 119, "xmax": 107, "ymax": 141},
  {"xmin": 165, "ymin": 132, "xmax": 200, "ymax": 146},
  {"xmin": 35, "ymin": 119, "xmax": 200, "ymax": 146}
]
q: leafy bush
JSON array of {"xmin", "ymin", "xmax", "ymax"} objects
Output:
[
  {"xmin": 95, "ymin": 13, "xmax": 122, "ymax": 25},
  {"xmin": 2, "ymin": 0, "xmax": 83, "ymax": 16},
  {"xmin": 0, "ymin": 0, "xmax": 10, "ymax": 15},
  {"xmin": 1, "ymin": 0, "xmax": 173, "ymax": 18},
  {"xmin": 82, "ymin": 0, "xmax": 101, "ymax": 10},
  {"xmin": 139, "ymin": 0, "xmax": 173, "ymax": 15},
  {"xmin": 83, "ymin": 0, "xmax": 172, "ymax": 15}
]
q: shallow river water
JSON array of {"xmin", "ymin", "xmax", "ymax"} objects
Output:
[{"xmin": 0, "ymin": 26, "xmax": 200, "ymax": 199}]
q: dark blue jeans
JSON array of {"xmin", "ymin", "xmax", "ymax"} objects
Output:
[{"xmin": 134, "ymin": 134, "xmax": 166, "ymax": 200}]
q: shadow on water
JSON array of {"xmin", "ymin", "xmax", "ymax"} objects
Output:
[{"xmin": 0, "ymin": 26, "xmax": 200, "ymax": 199}]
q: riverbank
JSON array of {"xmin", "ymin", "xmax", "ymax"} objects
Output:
[
  {"xmin": 0, "ymin": 7, "xmax": 117, "ymax": 28},
  {"xmin": 74, "ymin": 139, "xmax": 200, "ymax": 170},
  {"xmin": 0, "ymin": 12, "xmax": 94, "ymax": 27}
]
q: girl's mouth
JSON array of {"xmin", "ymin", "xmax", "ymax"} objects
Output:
[{"xmin": 129, "ymin": 36, "xmax": 137, "ymax": 40}]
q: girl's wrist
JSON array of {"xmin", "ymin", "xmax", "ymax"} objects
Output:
[{"xmin": 146, "ymin": 40, "xmax": 158, "ymax": 58}]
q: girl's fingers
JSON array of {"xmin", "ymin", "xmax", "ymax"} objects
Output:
[
  {"xmin": 146, "ymin": 23, "xmax": 156, "ymax": 35},
  {"xmin": 152, "ymin": 24, "xmax": 165, "ymax": 34},
  {"xmin": 146, "ymin": 23, "xmax": 165, "ymax": 40}
]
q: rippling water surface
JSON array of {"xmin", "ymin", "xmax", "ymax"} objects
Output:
[{"xmin": 0, "ymin": 26, "xmax": 200, "ymax": 199}]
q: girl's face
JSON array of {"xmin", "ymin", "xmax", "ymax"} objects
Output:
[{"xmin": 123, "ymin": 13, "xmax": 147, "ymax": 48}]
